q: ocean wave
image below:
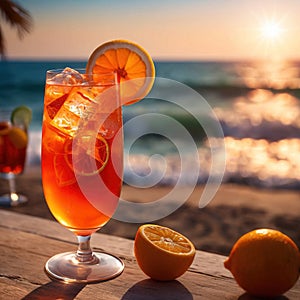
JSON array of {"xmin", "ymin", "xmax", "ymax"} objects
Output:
[
  {"xmin": 214, "ymin": 89, "xmax": 300, "ymax": 141},
  {"xmin": 26, "ymin": 130, "xmax": 300, "ymax": 190}
]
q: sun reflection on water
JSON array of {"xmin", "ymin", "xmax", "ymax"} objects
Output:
[
  {"xmin": 236, "ymin": 60, "xmax": 300, "ymax": 89},
  {"xmin": 213, "ymin": 60, "xmax": 300, "ymax": 188},
  {"xmin": 223, "ymin": 137, "xmax": 300, "ymax": 188},
  {"xmin": 125, "ymin": 60, "xmax": 300, "ymax": 189},
  {"xmin": 215, "ymin": 89, "xmax": 300, "ymax": 135}
]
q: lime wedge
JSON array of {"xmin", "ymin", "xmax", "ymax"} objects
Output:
[{"xmin": 11, "ymin": 106, "xmax": 32, "ymax": 129}]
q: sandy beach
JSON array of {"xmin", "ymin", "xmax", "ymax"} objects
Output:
[{"xmin": 0, "ymin": 166, "xmax": 299, "ymax": 256}]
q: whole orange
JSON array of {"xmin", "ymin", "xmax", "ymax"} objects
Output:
[
  {"xmin": 134, "ymin": 224, "xmax": 195, "ymax": 281},
  {"xmin": 224, "ymin": 228, "xmax": 300, "ymax": 297}
]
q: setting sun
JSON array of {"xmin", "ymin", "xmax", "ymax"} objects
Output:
[
  {"xmin": 252, "ymin": 13, "xmax": 290, "ymax": 58},
  {"xmin": 260, "ymin": 21, "xmax": 284, "ymax": 40}
]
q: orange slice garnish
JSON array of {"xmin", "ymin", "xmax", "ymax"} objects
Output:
[
  {"xmin": 64, "ymin": 132, "xmax": 109, "ymax": 177},
  {"xmin": 8, "ymin": 127, "xmax": 28, "ymax": 149},
  {"xmin": 86, "ymin": 39, "xmax": 155, "ymax": 105},
  {"xmin": 134, "ymin": 224, "xmax": 196, "ymax": 281},
  {"xmin": 53, "ymin": 133, "xmax": 109, "ymax": 186},
  {"xmin": 0, "ymin": 122, "xmax": 27, "ymax": 149},
  {"xmin": 0, "ymin": 122, "xmax": 10, "ymax": 136},
  {"xmin": 54, "ymin": 153, "xmax": 76, "ymax": 187}
]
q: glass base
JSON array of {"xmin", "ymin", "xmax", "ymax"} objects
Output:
[
  {"xmin": 45, "ymin": 251, "xmax": 124, "ymax": 283},
  {"xmin": 0, "ymin": 193, "xmax": 28, "ymax": 207}
]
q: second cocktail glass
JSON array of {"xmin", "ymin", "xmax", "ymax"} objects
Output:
[
  {"xmin": 42, "ymin": 68, "xmax": 124, "ymax": 283},
  {"xmin": 0, "ymin": 108, "xmax": 29, "ymax": 206}
]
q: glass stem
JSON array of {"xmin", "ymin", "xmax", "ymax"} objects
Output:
[
  {"xmin": 75, "ymin": 235, "xmax": 97, "ymax": 263},
  {"xmin": 8, "ymin": 175, "xmax": 19, "ymax": 202}
]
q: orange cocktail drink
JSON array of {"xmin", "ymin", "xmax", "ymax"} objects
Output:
[
  {"xmin": 0, "ymin": 121, "xmax": 27, "ymax": 175},
  {"xmin": 42, "ymin": 68, "xmax": 123, "ymax": 236},
  {"xmin": 42, "ymin": 40, "xmax": 154, "ymax": 284},
  {"xmin": 0, "ymin": 106, "xmax": 31, "ymax": 207}
]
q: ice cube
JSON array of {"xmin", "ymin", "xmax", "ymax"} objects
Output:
[
  {"xmin": 50, "ymin": 104, "xmax": 80, "ymax": 137},
  {"xmin": 49, "ymin": 67, "xmax": 84, "ymax": 85},
  {"xmin": 50, "ymin": 88, "xmax": 98, "ymax": 137},
  {"xmin": 96, "ymin": 111, "xmax": 121, "ymax": 139},
  {"xmin": 64, "ymin": 88, "xmax": 98, "ymax": 117}
]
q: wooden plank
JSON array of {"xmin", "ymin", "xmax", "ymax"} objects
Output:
[
  {"xmin": 0, "ymin": 210, "xmax": 231, "ymax": 278},
  {"xmin": 0, "ymin": 226, "xmax": 240, "ymax": 299},
  {"xmin": 0, "ymin": 210, "xmax": 299, "ymax": 299}
]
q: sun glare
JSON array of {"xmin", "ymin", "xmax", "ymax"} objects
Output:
[
  {"xmin": 260, "ymin": 19, "xmax": 284, "ymax": 41},
  {"xmin": 252, "ymin": 13, "xmax": 289, "ymax": 58}
]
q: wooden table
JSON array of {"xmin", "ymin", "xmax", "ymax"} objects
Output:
[{"xmin": 0, "ymin": 209, "xmax": 299, "ymax": 299}]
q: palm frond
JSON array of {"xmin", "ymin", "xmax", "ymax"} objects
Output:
[
  {"xmin": 0, "ymin": 0, "xmax": 33, "ymax": 39},
  {"xmin": 0, "ymin": 26, "xmax": 5, "ymax": 57}
]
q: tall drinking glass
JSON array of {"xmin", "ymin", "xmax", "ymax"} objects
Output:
[
  {"xmin": 0, "ymin": 109, "xmax": 28, "ymax": 206},
  {"xmin": 42, "ymin": 68, "xmax": 124, "ymax": 283}
]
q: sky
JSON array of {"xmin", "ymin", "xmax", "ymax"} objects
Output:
[{"xmin": 3, "ymin": 0, "xmax": 300, "ymax": 61}]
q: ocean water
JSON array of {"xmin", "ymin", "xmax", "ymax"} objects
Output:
[{"xmin": 1, "ymin": 59, "xmax": 300, "ymax": 189}]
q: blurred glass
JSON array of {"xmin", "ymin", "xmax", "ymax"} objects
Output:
[{"xmin": 0, "ymin": 108, "xmax": 28, "ymax": 206}]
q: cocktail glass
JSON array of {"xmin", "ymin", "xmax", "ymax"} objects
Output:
[
  {"xmin": 42, "ymin": 68, "xmax": 124, "ymax": 283},
  {"xmin": 0, "ymin": 109, "xmax": 28, "ymax": 206}
]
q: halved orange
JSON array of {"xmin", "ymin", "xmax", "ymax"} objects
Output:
[
  {"xmin": 86, "ymin": 39, "xmax": 155, "ymax": 105},
  {"xmin": 134, "ymin": 224, "xmax": 196, "ymax": 281}
]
